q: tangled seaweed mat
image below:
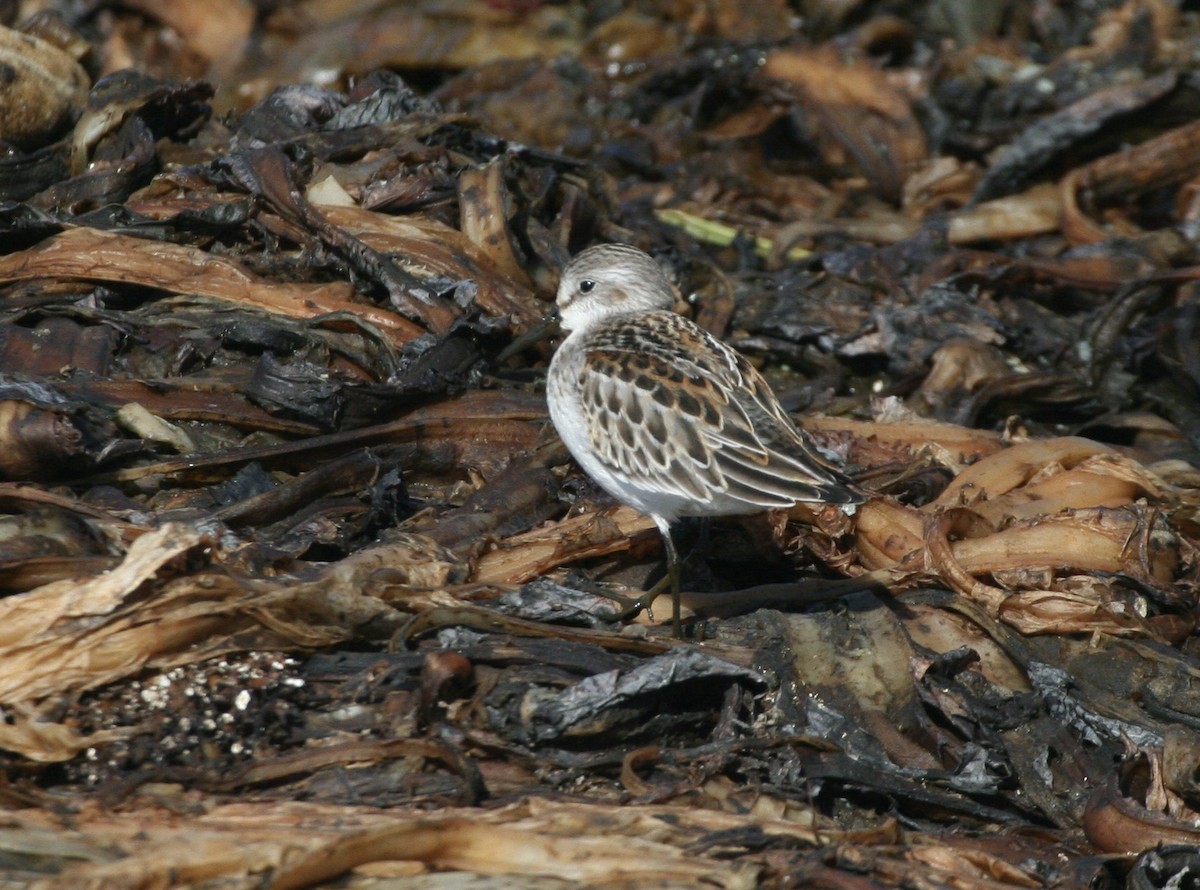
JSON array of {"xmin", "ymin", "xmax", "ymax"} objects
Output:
[{"xmin": 1, "ymin": 417, "xmax": 1198, "ymax": 886}]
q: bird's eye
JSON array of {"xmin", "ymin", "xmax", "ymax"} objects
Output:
[{"xmin": 579, "ymin": 279, "xmax": 595, "ymax": 294}]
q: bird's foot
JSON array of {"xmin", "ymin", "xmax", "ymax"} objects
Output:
[
  {"xmin": 605, "ymin": 574, "xmax": 670, "ymax": 622},
  {"xmin": 600, "ymin": 568, "xmax": 683, "ymax": 638}
]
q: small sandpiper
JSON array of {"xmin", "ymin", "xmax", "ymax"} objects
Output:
[{"xmin": 546, "ymin": 243, "xmax": 863, "ymax": 634}]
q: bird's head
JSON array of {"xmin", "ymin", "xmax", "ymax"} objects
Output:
[{"xmin": 555, "ymin": 244, "xmax": 677, "ymax": 332}]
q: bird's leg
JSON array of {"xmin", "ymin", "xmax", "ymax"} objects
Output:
[
  {"xmin": 605, "ymin": 519, "xmax": 683, "ymax": 637},
  {"xmin": 660, "ymin": 523, "xmax": 683, "ymax": 638}
]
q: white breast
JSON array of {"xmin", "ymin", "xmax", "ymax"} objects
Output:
[{"xmin": 547, "ymin": 334, "xmax": 690, "ymax": 525}]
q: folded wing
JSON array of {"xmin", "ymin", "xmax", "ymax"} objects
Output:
[{"xmin": 575, "ymin": 312, "xmax": 861, "ymax": 511}]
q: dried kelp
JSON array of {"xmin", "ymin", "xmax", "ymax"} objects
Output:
[{"xmin": 0, "ymin": 2, "xmax": 1197, "ymax": 889}]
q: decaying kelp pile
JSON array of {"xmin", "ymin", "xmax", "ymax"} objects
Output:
[{"xmin": 0, "ymin": 1, "xmax": 1199, "ymax": 887}]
